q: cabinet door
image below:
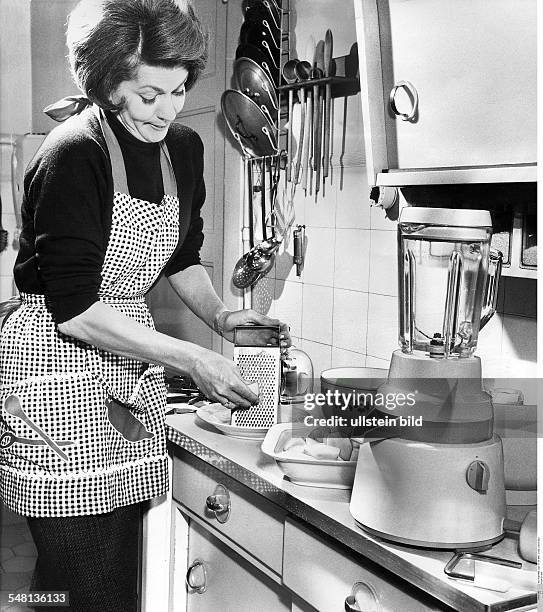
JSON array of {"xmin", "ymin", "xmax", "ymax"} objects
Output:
[
  {"xmin": 356, "ymin": 0, "xmax": 537, "ymax": 182},
  {"xmin": 185, "ymin": 520, "xmax": 291, "ymax": 612}
]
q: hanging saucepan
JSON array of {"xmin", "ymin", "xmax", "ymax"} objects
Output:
[
  {"xmin": 243, "ymin": 0, "xmax": 281, "ymax": 33},
  {"xmin": 242, "ymin": 0, "xmax": 281, "ymax": 29},
  {"xmin": 221, "ymin": 90, "xmax": 278, "ymax": 158},
  {"xmin": 235, "ymin": 43, "xmax": 279, "ymax": 87},
  {"xmin": 233, "ymin": 57, "xmax": 278, "ymax": 126},
  {"xmin": 239, "ymin": 21, "xmax": 280, "ymax": 66}
]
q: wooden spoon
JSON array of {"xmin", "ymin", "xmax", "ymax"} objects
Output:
[{"xmin": 4, "ymin": 395, "xmax": 69, "ymax": 462}]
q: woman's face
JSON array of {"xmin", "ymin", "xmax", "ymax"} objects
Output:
[{"xmin": 111, "ymin": 63, "xmax": 189, "ymax": 143}]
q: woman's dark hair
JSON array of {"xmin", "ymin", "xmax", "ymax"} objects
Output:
[{"xmin": 67, "ymin": 0, "xmax": 208, "ymax": 110}]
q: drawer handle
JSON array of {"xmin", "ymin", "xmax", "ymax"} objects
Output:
[
  {"xmin": 205, "ymin": 483, "xmax": 231, "ymax": 524},
  {"xmin": 345, "ymin": 581, "xmax": 381, "ymax": 612},
  {"xmin": 389, "ymin": 80, "xmax": 418, "ymax": 122},
  {"xmin": 186, "ymin": 559, "xmax": 207, "ymax": 594}
]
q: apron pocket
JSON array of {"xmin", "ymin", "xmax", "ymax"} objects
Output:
[
  {"xmin": 0, "ymin": 370, "xmax": 162, "ymax": 473},
  {"xmin": 0, "ymin": 372, "xmax": 109, "ymax": 472},
  {"xmin": 106, "ymin": 398, "xmax": 154, "ymax": 442}
]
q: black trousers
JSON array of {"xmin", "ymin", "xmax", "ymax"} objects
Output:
[{"xmin": 26, "ymin": 502, "xmax": 142, "ymax": 612}]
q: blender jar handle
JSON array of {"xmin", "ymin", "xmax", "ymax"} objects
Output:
[{"xmin": 480, "ymin": 249, "xmax": 503, "ymax": 330}]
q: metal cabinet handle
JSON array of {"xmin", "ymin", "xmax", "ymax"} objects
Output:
[
  {"xmin": 389, "ymin": 80, "xmax": 419, "ymax": 122},
  {"xmin": 186, "ymin": 559, "xmax": 207, "ymax": 594},
  {"xmin": 344, "ymin": 581, "xmax": 381, "ymax": 611},
  {"xmin": 205, "ymin": 483, "xmax": 231, "ymax": 523}
]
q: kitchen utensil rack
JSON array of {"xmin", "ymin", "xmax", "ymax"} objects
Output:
[{"xmin": 277, "ymin": 74, "xmax": 360, "ymax": 100}]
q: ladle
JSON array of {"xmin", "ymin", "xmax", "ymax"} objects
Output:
[
  {"xmin": 282, "ymin": 59, "xmax": 299, "ymax": 182},
  {"xmin": 4, "ymin": 395, "xmax": 69, "ymax": 462}
]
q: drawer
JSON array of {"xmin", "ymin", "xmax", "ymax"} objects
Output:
[
  {"xmin": 185, "ymin": 520, "xmax": 290, "ymax": 612},
  {"xmin": 172, "ymin": 453, "xmax": 285, "ymax": 575},
  {"xmin": 283, "ymin": 518, "xmax": 447, "ymax": 612}
]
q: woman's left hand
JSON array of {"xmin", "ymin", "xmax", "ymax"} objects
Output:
[{"xmin": 220, "ymin": 309, "xmax": 291, "ymax": 355}]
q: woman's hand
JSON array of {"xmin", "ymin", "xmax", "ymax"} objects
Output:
[
  {"xmin": 220, "ymin": 309, "xmax": 291, "ymax": 355},
  {"xmin": 189, "ymin": 349, "xmax": 259, "ymax": 409}
]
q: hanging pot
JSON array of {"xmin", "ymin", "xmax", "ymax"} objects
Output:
[{"xmin": 242, "ymin": 0, "xmax": 281, "ymax": 30}]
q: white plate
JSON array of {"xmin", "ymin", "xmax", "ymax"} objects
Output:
[{"xmin": 196, "ymin": 404, "xmax": 269, "ymax": 440}]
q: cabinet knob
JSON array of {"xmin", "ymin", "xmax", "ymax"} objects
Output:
[
  {"xmin": 186, "ymin": 559, "xmax": 207, "ymax": 594},
  {"xmin": 205, "ymin": 483, "xmax": 231, "ymax": 523},
  {"xmin": 389, "ymin": 80, "xmax": 419, "ymax": 122},
  {"xmin": 345, "ymin": 581, "xmax": 381, "ymax": 611}
]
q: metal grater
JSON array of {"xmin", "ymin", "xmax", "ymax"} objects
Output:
[{"xmin": 232, "ymin": 325, "xmax": 281, "ymax": 428}]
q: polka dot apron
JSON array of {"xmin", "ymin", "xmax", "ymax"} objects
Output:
[{"xmin": 0, "ymin": 108, "xmax": 179, "ymax": 516}]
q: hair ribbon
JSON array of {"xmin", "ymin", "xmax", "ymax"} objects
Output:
[{"xmin": 43, "ymin": 95, "xmax": 93, "ymax": 122}]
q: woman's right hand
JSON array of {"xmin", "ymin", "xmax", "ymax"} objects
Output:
[{"xmin": 189, "ymin": 349, "xmax": 259, "ymax": 410}]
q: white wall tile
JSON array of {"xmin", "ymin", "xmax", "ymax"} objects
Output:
[
  {"xmin": 251, "ymin": 277, "xmax": 275, "ymax": 316},
  {"xmin": 366, "ymin": 293, "xmax": 398, "ymax": 360},
  {"xmin": 369, "ymin": 230, "xmax": 398, "ymax": 296},
  {"xmin": 301, "ymin": 284, "xmax": 333, "ymax": 345},
  {"xmin": 332, "ymin": 289, "xmax": 368, "ymax": 353},
  {"xmin": 365, "ymin": 355, "xmax": 392, "ymax": 369},
  {"xmin": 331, "ymin": 347, "xmax": 366, "ymax": 368},
  {"xmin": 274, "ymin": 243, "xmax": 300, "ymax": 283},
  {"xmin": 274, "ymin": 279, "xmax": 303, "ymax": 339},
  {"xmin": 336, "ymin": 166, "xmax": 371, "ymax": 229},
  {"xmin": 476, "ymin": 313, "xmax": 503, "ymax": 364},
  {"xmin": 300, "ymin": 339, "xmax": 332, "ymax": 379},
  {"xmin": 300, "ymin": 227, "xmax": 335, "ymax": 286},
  {"xmin": 303, "ymin": 178, "xmax": 336, "ymax": 228},
  {"xmin": 333, "ymin": 229, "xmax": 370, "ymax": 292}
]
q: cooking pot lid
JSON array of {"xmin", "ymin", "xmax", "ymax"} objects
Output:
[
  {"xmin": 220, "ymin": 89, "xmax": 277, "ymax": 158},
  {"xmin": 234, "ymin": 57, "xmax": 278, "ymax": 121},
  {"xmin": 236, "ymin": 43, "xmax": 279, "ymax": 86}
]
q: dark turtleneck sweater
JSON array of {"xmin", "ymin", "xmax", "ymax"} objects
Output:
[{"xmin": 14, "ymin": 108, "xmax": 205, "ymax": 324}]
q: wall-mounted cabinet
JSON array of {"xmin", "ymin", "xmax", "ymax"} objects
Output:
[
  {"xmin": 1, "ymin": 0, "xmax": 80, "ymax": 135},
  {"xmin": 354, "ymin": 0, "xmax": 537, "ymax": 186}
]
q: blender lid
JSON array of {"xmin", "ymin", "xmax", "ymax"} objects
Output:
[{"xmin": 399, "ymin": 207, "xmax": 492, "ymax": 228}]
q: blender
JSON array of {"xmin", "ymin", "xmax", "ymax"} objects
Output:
[{"xmin": 350, "ymin": 207, "xmax": 506, "ymax": 549}]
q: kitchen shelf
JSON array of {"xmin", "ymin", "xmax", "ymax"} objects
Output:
[{"xmin": 376, "ymin": 164, "xmax": 537, "ymax": 186}]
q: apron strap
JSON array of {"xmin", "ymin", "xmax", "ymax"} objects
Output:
[
  {"xmin": 159, "ymin": 142, "xmax": 177, "ymax": 197},
  {"xmin": 94, "ymin": 106, "xmax": 178, "ymax": 198}
]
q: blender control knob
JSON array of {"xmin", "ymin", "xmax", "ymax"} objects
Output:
[{"xmin": 466, "ymin": 460, "xmax": 490, "ymax": 492}]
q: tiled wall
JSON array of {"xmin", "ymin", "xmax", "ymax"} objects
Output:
[
  {"xmin": 254, "ymin": 172, "xmax": 537, "ymax": 402},
  {"xmin": 249, "ymin": 0, "xmax": 537, "ymax": 403},
  {"xmin": 0, "ymin": 143, "xmax": 18, "ymax": 301}
]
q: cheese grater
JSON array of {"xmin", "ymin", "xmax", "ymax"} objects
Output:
[{"xmin": 232, "ymin": 325, "xmax": 281, "ymax": 428}]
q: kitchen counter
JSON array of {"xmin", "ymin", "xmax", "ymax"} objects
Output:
[{"xmin": 166, "ymin": 413, "xmax": 537, "ymax": 612}]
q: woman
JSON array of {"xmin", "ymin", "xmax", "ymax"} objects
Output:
[{"xmin": 0, "ymin": 1, "xmax": 289, "ymax": 609}]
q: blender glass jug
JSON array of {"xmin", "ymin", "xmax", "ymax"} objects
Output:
[{"xmin": 398, "ymin": 208, "xmax": 502, "ymax": 358}]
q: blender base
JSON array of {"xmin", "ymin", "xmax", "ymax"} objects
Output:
[
  {"xmin": 349, "ymin": 436, "xmax": 506, "ymax": 549},
  {"xmin": 353, "ymin": 520, "xmax": 505, "ymax": 550}
]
